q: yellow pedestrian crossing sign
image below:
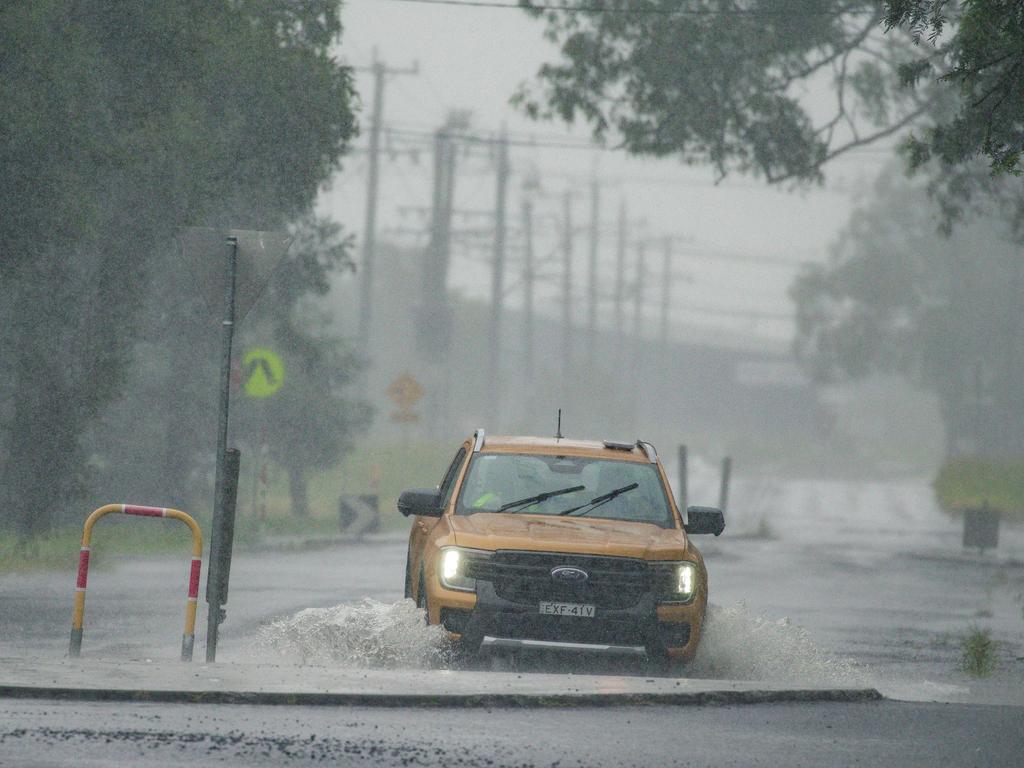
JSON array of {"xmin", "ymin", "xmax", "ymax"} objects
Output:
[
  {"xmin": 388, "ymin": 372, "xmax": 424, "ymax": 423},
  {"xmin": 242, "ymin": 348, "xmax": 284, "ymax": 398}
]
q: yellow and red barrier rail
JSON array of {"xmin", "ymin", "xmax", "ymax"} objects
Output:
[{"xmin": 69, "ymin": 504, "xmax": 203, "ymax": 662}]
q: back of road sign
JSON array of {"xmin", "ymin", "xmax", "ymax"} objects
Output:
[{"xmin": 177, "ymin": 227, "xmax": 292, "ymax": 322}]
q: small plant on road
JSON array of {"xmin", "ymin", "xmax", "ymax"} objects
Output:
[{"xmin": 961, "ymin": 626, "xmax": 997, "ymax": 677}]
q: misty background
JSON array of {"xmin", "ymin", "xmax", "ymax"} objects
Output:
[{"xmin": 2, "ymin": 0, "xmax": 1022, "ymax": 545}]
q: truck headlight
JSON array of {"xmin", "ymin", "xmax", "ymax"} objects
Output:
[
  {"xmin": 675, "ymin": 562, "xmax": 696, "ymax": 601},
  {"xmin": 652, "ymin": 561, "xmax": 698, "ymax": 604},
  {"xmin": 438, "ymin": 547, "xmax": 487, "ymax": 592}
]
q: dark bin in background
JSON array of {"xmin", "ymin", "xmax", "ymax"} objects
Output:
[{"xmin": 963, "ymin": 504, "xmax": 1000, "ymax": 552}]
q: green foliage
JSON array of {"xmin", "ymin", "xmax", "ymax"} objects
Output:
[
  {"xmin": 520, "ymin": 0, "xmax": 897, "ymax": 182},
  {"xmin": 521, "ymin": 1, "xmax": 1024, "ymax": 190},
  {"xmin": 961, "ymin": 625, "xmax": 997, "ymax": 677},
  {"xmin": 884, "ymin": 0, "xmax": 951, "ymax": 43},
  {"xmin": 791, "ymin": 170, "xmax": 1024, "ymax": 457},
  {"xmin": 87, "ymin": 214, "xmax": 370, "ymax": 522},
  {"xmin": 232, "ymin": 215, "xmax": 371, "ymax": 518},
  {"xmin": 934, "ymin": 459, "xmax": 1024, "ymax": 520},
  {"xmin": 518, "ymin": 1, "xmax": 930, "ymax": 183},
  {"xmin": 887, "ymin": 1, "xmax": 1024, "ymax": 177},
  {"xmin": 0, "ymin": 1, "xmax": 358, "ymax": 537}
]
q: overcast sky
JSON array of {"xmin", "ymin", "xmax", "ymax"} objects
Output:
[{"xmin": 317, "ymin": 0, "xmax": 895, "ymax": 345}]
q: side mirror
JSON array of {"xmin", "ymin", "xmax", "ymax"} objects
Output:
[
  {"xmin": 398, "ymin": 489, "xmax": 443, "ymax": 518},
  {"xmin": 684, "ymin": 506, "xmax": 725, "ymax": 536}
]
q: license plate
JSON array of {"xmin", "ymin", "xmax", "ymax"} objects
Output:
[{"xmin": 539, "ymin": 601, "xmax": 595, "ymax": 618}]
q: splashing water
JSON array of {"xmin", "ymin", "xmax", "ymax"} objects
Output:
[
  {"xmin": 254, "ymin": 599, "xmax": 451, "ymax": 668},
  {"xmin": 689, "ymin": 602, "xmax": 863, "ymax": 684},
  {"xmin": 254, "ymin": 598, "xmax": 862, "ymax": 682}
]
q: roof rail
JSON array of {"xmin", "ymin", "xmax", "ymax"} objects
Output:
[
  {"xmin": 636, "ymin": 440, "xmax": 657, "ymax": 463},
  {"xmin": 473, "ymin": 428, "xmax": 486, "ymax": 452},
  {"xmin": 602, "ymin": 440, "xmax": 635, "ymax": 452}
]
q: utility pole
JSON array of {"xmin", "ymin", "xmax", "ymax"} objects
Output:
[
  {"xmin": 614, "ymin": 200, "xmax": 627, "ymax": 367},
  {"xmin": 356, "ymin": 52, "xmax": 417, "ymax": 368},
  {"xmin": 521, "ymin": 197, "xmax": 535, "ymax": 384},
  {"xmin": 486, "ymin": 129, "xmax": 509, "ymax": 420},
  {"xmin": 439, "ymin": 118, "xmax": 462, "ymax": 282},
  {"xmin": 420, "ymin": 112, "xmax": 467, "ymax": 431},
  {"xmin": 561, "ymin": 190, "xmax": 573, "ymax": 399},
  {"xmin": 632, "ymin": 240, "xmax": 646, "ymax": 345},
  {"xmin": 659, "ymin": 236, "xmax": 672, "ymax": 350},
  {"xmin": 421, "ymin": 117, "xmax": 463, "ymax": 308},
  {"xmin": 587, "ymin": 179, "xmax": 600, "ymax": 370},
  {"xmin": 631, "ymin": 238, "xmax": 647, "ymax": 430}
]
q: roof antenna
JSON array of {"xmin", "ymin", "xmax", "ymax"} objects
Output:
[{"xmin": 555, "ymin": 408, "xmax": 563, "ymax": 440}]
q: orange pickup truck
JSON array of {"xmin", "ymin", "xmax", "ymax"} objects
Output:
[{"xmin": 400, "ymin": 430, "xmax": 724, "ymax": 667}]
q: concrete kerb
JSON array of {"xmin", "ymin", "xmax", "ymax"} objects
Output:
[
  {"xmin": 0, "ymin": 685, "xmax": 883, "ymax": 708},
  {"xmin": 0, "ymin": 658, "xmax": 883, "ymax": 708}
]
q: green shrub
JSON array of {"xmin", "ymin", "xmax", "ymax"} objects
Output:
[
  {"xmin": 934, "ymin": 459, "xmax": 1024, "ymax": 522},
  {"xmin": 961, "ymin": 626, "xmax": 997, "ymax": 677}
]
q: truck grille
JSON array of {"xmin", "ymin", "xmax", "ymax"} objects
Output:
[{"xmin": 466, "ymin": 550, "xmax": 649, "ymax": 610}]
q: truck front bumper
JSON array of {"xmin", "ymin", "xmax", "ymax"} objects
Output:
[{"xmin": 434, "ymin": 580, "xmax": 701, "ymax": 661}]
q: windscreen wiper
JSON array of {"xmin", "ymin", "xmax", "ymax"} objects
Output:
[
  {"xmin": 499, "ymin": 485, "xmax": 585, "ymax": 512},
  {"xmin": 558, "ymin": 482, "xmax": 639, "ymax": 516}
]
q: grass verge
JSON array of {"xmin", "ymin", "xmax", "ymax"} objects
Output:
[
  {"xmin": 934, "ymin": 458, "xmax": 1024, "ymax": 522},
  {"xmin": 0, "ymin": 519, "xmax": 213, "ymax": 573},
  {"xmin": 0, "ymin": 439, "xmax": 449, "ymax": 573}
]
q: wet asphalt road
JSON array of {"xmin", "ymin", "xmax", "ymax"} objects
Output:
[
  {"xmin": 1, "ymin": 698, "xmax": 1022, "ymax": 767},
  {"xmin": 2, "ymin": 477, "xmax": 1024, "ymax": 765},
  {"xmin": 4, "ymin": 478, "xmax": 1021, "ymax": 684},
  {"xmin": 0, "ymin": 536, "xmax": 405, "ymax": 661}
]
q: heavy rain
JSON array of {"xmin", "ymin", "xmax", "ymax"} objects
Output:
[{"xmin": 1, "ymin": 1, "xmax": 1023, "ymax": 766}]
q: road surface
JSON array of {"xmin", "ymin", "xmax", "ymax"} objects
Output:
[
  {"xmin": 1, "ymin": 698, "xmax": 1021, "ymax": 767},
  {"xmin": 2, "ymin": 476, "xmax": 1023, "ymax": 765}
]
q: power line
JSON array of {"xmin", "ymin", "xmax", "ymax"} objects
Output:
[
  {"xmin": 382, "ymin": 117, "xmax": 897, "ymax": 157},
  {"xmin": 379, "ymin": 0, "xmax": 850, "ymax": 15},
  {"xmin": 366, "ymin": 125, "xmax": 899, "ymax": 165},
  {"xmin": 384, "ymin": 126, "xmax": 605, "ymax": 151},
  {"xmin": 673, "ymin": 304, "xmax": 794, "ymax": 321},
  {"xmin": 385, "ymin": 119, "xmax": 604, "ymax": 149},
  {"xmin": 675, "ymin": 247, "xmax": 807, "ymax": 268}
]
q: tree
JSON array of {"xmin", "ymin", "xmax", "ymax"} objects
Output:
[
  {"xmin": 790, "ymin": 169, "xmax": 1024, "ymax": 456},
  {"xmin": 518, "ymin": 1, "xmax": 1022, "ymax": 185},
  {"xmin": 233, "ymin": 216, "xmax": 373, "ymax": 518},
  {"xmin": 885, "ymin": 0, "xmax": 1024, "ymax": 174},
  {"xmin": 0, "ymin": 1, "xmax": 356, "ymax": 538}
]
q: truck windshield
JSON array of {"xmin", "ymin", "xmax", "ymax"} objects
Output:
[{"xmin": 456, "ymin": 453, "xmax": 675, "ymax": 527}]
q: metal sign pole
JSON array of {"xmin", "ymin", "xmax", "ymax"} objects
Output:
[
  {"xmin": 178, "ymin": 226, "xmax": 291, "ymax": 662},
  {"xmin": 206, "ymin": 236, "xmax": 238, "ymax": 662},
  {"xmin": 718, "ymin": 456, "xmax": 732, "ymax": 515}
]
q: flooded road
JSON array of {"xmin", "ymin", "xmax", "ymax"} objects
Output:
[
  {"xmin": 2, "ymin": 477, "xmax": 1023, "ymax": 765},
  {"xmin": 4, "ymin": 477, "xmax": 1020, "ymax": 695}
]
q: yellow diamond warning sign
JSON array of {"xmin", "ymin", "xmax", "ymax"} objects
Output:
[{"xmin": 242, "ymin": 347, "xmax": 284, "ymax": 399}]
